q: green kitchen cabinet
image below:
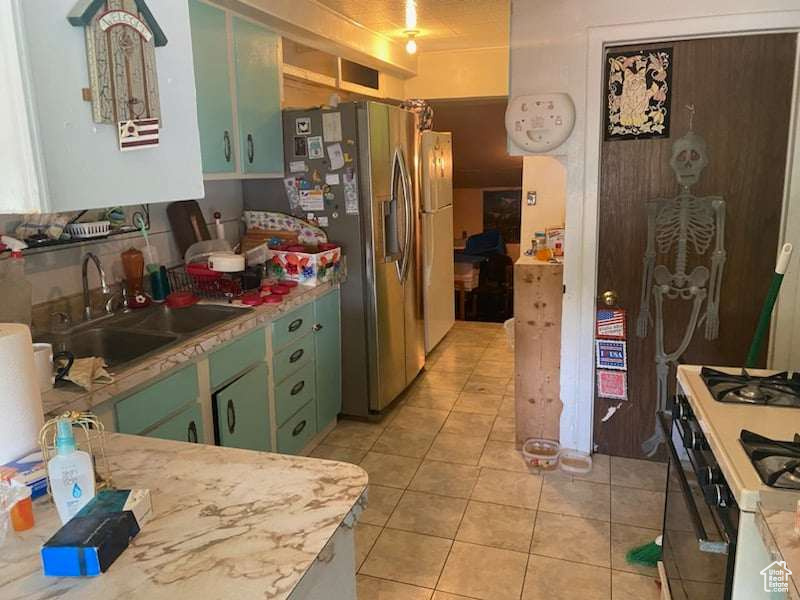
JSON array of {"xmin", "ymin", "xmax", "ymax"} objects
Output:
[
  {"xmin": 314, "ymin": 289, "xmax": 342, "ymax": 431},
  {"xmin": 232, "ymin": 17, "xmax": 283, "ymax": 175},
  {"xmin": 144, "ymin": 403, "xmax": 204, "ymax": 444},
  {"xmin": 116, "ymin": 365, "xmax": 199, "ymax": 435},
  {"xmin": 215, "ymin": 363, "xmax": 271, "ymax": 451},
  {"xmin": 188, "ymin": 0, "xmax": 236, "ymax": 174}
]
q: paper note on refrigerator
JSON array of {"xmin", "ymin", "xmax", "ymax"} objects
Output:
[
  {"xmin": 325, "ymin": 173, "xmax": 340, "ymax": 185},
  {"xmin": 283, "ymin": 177, "xmax": 301, "ymax": 210},
  {"xmin": 289, "ymin": 160, "xmax": 308, "ymax": 173},
  {"xmin": 322, "ymin": 112, "xmax": 342, "ymax": 142},
  {"xmin": 300, "ymin": 189, "xmax": 325, "ymax": 211},
  {"xmin": 344, "ymin": 170, "xmax": 359, "ymax": 215},
  {"xmin": 327, "ymin": 143, "xmax": 345, "ymax": 170}
]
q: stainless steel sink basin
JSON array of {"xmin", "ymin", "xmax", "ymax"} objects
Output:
[{"xmin": 35, "ymin": 304, "xmax": 251, "ymax": 372}]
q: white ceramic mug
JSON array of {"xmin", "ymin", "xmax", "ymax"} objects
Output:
[{"xmin": 32, "ymin": 343, "xmax": 73, "ymax": 392}]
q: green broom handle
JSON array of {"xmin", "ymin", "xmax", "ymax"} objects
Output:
[{"xmin": 745, "ymin": 243, "xmax": 793, "ymax": 368}]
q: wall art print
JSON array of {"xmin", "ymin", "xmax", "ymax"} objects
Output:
[{"xmin": 604, "ymin": 47, "xmax": 672, "ymax": 140}]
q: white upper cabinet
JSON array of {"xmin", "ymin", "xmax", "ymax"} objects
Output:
[{"xmin": 0, "ymin": 0, "xmax": 204, "ymax": 214}]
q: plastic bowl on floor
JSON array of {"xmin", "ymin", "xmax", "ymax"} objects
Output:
[
  {"xmin": 558, "ymin": 449, "xmax": 593, "ymax": 475},
  {"xmin": 522, "ymin": 438, "xmax": 560, "ymax": 471}
]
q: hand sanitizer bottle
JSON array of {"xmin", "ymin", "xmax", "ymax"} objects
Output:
[{"xmin": 47, "ymin": 418, "xmax": 96, "ymax": 524}]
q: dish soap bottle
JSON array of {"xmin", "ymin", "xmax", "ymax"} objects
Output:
[
  {"xmin": 47, "ymin": 418, "xmax": 96, "ymax": 524},
  {"xmin": 0, "ymin": 236, "xmax": 32, "ymax": 326}
]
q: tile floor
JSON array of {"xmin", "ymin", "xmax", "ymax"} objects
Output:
[{"xmin": 310, "ymin": 320, "xmax": 668, "ymax": 600}]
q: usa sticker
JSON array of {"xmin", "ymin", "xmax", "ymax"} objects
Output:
[
  {"xmin": 597, "ymin": 369, "xmax": 628, "ymax": 400},
  {"xmin": 595, "ymin": 339, "xmax": 627, "ymax": 370},
  {"xmin": 596, "ymin": 308, "xmax": 626, "ymax": 340}
]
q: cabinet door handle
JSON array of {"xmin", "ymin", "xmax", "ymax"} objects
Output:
[
  {"xmin": 226, "ymin": 399, "xmax": 236, "ymax": 434},
  {"xmin": 288, "ymin": 318, "xmax": 303, "ymax": 332},
  {"xmin": 289, "ymin": 348, "xmax": 305, "ymax": 363},
  {"xmin": 313, "ymin": 323, "xmax": 323, "ymax": 332},
  {"xmin": 247, "ymin": 133, "xmax": 254, "ymax": 164},
  {"xmin": 187, "ymin": 420, "xmax": 198, "ymax": 443},
  {"xmin": 223, "ymin": 130, "xmax": 231, "ymax": 162},
  {"xmin": 292, "ymin": 419, "xmax": 307, "ymax": 437},
  {"xmin": 291, "ymin": 380, "xmax": 305, "ymax": 396}
]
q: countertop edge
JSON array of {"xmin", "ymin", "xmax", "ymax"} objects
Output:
[{"xmin": 756, "ymin": 503, "xmax": 800, "ymax": 600}]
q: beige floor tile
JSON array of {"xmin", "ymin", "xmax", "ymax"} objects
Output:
[
  {"xmin": 361, "ymin": 484, "xmax": 404, "ymax": 527},
  {"xmin": 610, "ymin": 457, "xmax": 668, "ymax": 491},
  {"xmin": 309, "ymin": 444, "xmax": 368, "ymax": 464},
  {"xmin": 386, "ymin": 490, "xmax": 468, "ymax": 538},
  {"xmin": 471, "ymin": 467, "xmax": 542, "ymax": 509},
  {"xmin": 474, "ymin": 359, "xmax": 514, "ymax": 379},
  {"xmin": 610, "ymin": 486, "xmax": 664, "ymax": 529},
  {"xmin": 456, "ymin": 500, "xmax": 535, "ymax": 552},
  {"xmin": 479, "ymin": 440, "xmax": 529, "ymax": 472},
  {"xmin": 406, "ymin": 388, "xmax": 461, "ymax": 411},
  {"xmin": 453, "ymin": 391, "xmax": 503, "ymax": 415},
  {"xmin": 580, "ymin": 453, "xmax": 611, "ymax": 484},
  {"xmin": 426, "ymin": 433, "xmax": 486, "ymax": 466},
  {"xmin": 490, "ymin": 416, "xmax": 515, "ymax": 442},
  {"xmin": 431, "ymin": 592, "xmax": 473, "ymax": 600},
  {"xmin": 530, "ymin": 511, "xmax": 611, "ymax": 567},
  {"xmin": 539, "ymin": 477, "xmax": 611, "ymax": 520},
  {"xmin": 372, "ymin": 428, "xmax": 436, "ymax": 458},
  {"xmin": 611, "ymin": 570, "xmax": 660, "ymax": 600},
  {"xmin": 441, "ymin": 411, "xmax": 494, "ymax": 438},
  {"xmin": 610, "ymin": 524, "xmax": 662, "ymax": 576},
  {"xmin": 356, "ymin": 575, "xmax": 433, "ymax": 600},
  {"xmin": 428, "ymin": 358, "xmax": 479, "ymax": 374},
  {"xmin": 418, "ymin": 370, "xmax": 471, "ymax": 392},
  {"xmin": 360, "ymin": 452, "xmax": 422, "ymax": 489},
  {"xmin": 498, "ymin": 395, "xmax": 515, "ymax": 417},
  {"xmin": 388, "ymin": 406, "xmax": 450, "ymax": 435},
  {"xmin": 462, "ymin": 374, "xmax": 510, "ymax": 395},
  {"xmin": 480, "ymin": 349, "xmax": 514, "ymax": 363},
  {"xmin": 360, "ymin": 528, "xmax": 452, "ymax": 588},
  {"xmin": 355, "ymin": 523, "xmax": 382, "ymax": 569},
  {"xmin": 323, "ymin": 419, "xmax": 383, "ymax": 449},
  {"xmin": 437, "ymin": 541, "xmax": 528, "ymax": 600},
  {"xmin": 523, "ymin": 555, "xmax": 611, "ymax": 600},
  {"xmin": 409, "ymin": 461, "xmax": 480, "ymax": 499}
]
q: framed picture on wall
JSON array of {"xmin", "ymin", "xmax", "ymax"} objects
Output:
[
  {"xmin": 483, "ymin": 189, "xmax": 521, "ymax": 243},
  {"xmin": 604, "ymin": 47, "xmax": 672, "ymax": 140}
]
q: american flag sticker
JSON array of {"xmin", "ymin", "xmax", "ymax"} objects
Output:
[
  {"xmin": 596, "ymin": 308, "xmax": 626, "ymax": 339},
  {"xmin": 597, "ymin": 369, "xmax": 628, "ymax": 400},
  {"xmin": 595, "ymin": 339, "xmax": 627, "ymax": 370},
  {"xmin": 118, "ymin": 118, "xmax": 160, "ymax": 151}
]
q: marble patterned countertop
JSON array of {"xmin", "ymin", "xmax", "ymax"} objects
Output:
[
  {"xmin": 756, "ymin": 504, "xmax": 800, "ymax": 600},
  {"xmin": 41, "ymin": 282, "xmax": 336, "ymax": 418},
  {"xmin": 0, "ymin": 433, "xmax": 368, "ymax": 599}
]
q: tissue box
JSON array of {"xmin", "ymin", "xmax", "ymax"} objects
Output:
[
  {"xmin": 267, "ymin": 245, "xmax": 341, "ymax": 286},
  {"xmin": 1, "ymin": 449, "xmax": 47, "ymax": 499}
]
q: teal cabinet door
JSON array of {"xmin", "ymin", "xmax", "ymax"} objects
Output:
[
  {"xmin": 314, "ymin": 289, "xmax": 342, "ymax": 431},
  {"xmin": 215, "ymin": 363, "xmax": 272, "ymax": 451},
  {"xmin": 145, "ymin": 404, "xmax": 204, "ymax": 444},
  {"xmin": 232, "ymin": 17, "xmax": 283, "ymax": 174},
  {"xmin": 189, "ymin": 0, "xmax": 236, "ymax": 174}
]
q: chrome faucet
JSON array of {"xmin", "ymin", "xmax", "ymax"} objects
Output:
[{"xmin": 81, "ymin": 252, "xmax": 111, "ymax": 321}]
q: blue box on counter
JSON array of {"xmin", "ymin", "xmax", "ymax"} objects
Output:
[{"xmin": 0, "ymin": 449, "xmax": 48, "ymax": 499}]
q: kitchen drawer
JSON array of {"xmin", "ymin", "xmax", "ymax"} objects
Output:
[
  {"xmin": 209, "ymin": 328, "xmax": 266, "ymax": 390},
  {"xmin": 275, "ymin": 361, "xmax": 316, "ymax": 426},
  {"xmin": 271, "ymin": 303, "xmax": 314, "ymax": 351},
  {"xmin": 277, "ymin": 399, "xmax": 317, "ymax": 455},
  {"xmin": 143, "ymin": 403, "xmax": 204, "ymax": 444},
  {"xmin": 116, "ymin": 365, "xmax": 198, "ymax": 434},
  {"xmin": 272, "ymin": 332, "xmax": 315, "ymax": 383}
]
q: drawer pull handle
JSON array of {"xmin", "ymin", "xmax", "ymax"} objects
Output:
[
  {"xmin": 188, "ymin": 420, "xmax": 198, "ymax": 443},
  {"xmin": 227, "ymin": 399, "xmax": 236, "ymax": 434},
  {"xmin": 288, "ymin": 318, "xmax": 303, "ymax": 332},
  {"xmin": 292, "ymin": 419, "xmax": 307, "ymax": 437},
  {"xmin": 247, "ymin": 133, "xmax": 255, "ymax": 164},
  {"xmin": 291, "ymin": 380, "xmax": 305, "ymax": 396},
  {"xmin": 289, "ymin": 348, "xmax": 305, "ymax": 363},
  {"xmin": 223, "ymin": 130, "xmax": 232, "ymax": 162},
  {"xmin": 313, "ymin": 323, "xmax": 323, "ymax": 332}
]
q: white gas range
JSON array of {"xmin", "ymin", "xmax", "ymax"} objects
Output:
[{"xmin": 659, "ymin": 365, "xmax": 800, "ymax": 600}]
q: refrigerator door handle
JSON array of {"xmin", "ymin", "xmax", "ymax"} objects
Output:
[
  {"xmin": 396, "ymin": 147, "xmax": 414, "ymax": 283},
  {"xmin": 423, "ymin": 213, "xmax": 434, "ymax": 288}
]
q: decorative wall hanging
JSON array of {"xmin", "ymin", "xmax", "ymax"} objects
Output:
[
  {"xmin": 483, "ymin": 189, "xmax": 522, "ymax": 244},
  {"xmin": 597, "ymin": 370, "xmax": 628, "ymax": 401},
  {"xmin": 68, "ymin": 0, "xmax": 167, "ymax": 151},
  {"xmin": 595, "ymin": 340, "xmax": 627, "ymax": 371},
  {"xmin": 604, "ymin": 47, "xmax": 672, "ymax": 140},
  {"xmin": 636, "ymin": 106, "xmax": 726, "ymax": 456}
]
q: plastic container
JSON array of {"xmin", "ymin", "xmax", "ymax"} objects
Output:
[
  {"xmin": 503, "ymin": 318, "xmax": 515, "ymax": 350},
  {"xmin": 10, "ymin": 484, "xmax": 33, "ymax": 531},
  {"xmin": 263, "ymin": 294, "xmax": 283, "ymax": 304},
  {"xmin": 47, "ymin": 418, "xmax": 96, "ymax": 524},
  {"xmin": 270, "ymin": 284, "xmax": 290, "ymax": 295},
  {"xmin": 522, "ymin": 438, "xmax": 560, "ymax": 471},
  {"xmin": 166, "ymin": 291, "xmax": 199, "ymax": 309},
  {"xmin": 558, "ymin": 449, "xmax": 593, "ymax": 475},
  {"xmin": 65, "ymin": 221, "xmax": 110, "ymax": 239},
  {"xmin": 240, "ymin": 292, "xmax": 263, "ymax": 306}
]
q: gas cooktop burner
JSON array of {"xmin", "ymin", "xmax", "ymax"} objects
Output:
[
  {"xmin": 740, "ymin": 429, "xmax": 800, "ymax": 490},
  {"xmin": 701, "ymin": 367, "xmax": 800, "ymax": 407}
]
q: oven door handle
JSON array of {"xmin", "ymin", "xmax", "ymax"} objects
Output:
[{"xmin": 659, "ymin": 412, "xmax": 729, "ymax": 555}]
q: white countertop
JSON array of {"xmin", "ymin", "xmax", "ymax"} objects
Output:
[
  {"xmin": 515, "ymin": 254, "xmax": 563, "ymax": 267},
  {"xmin": 677, "ymin": 365, "xmax": 800, "ymax": 512},
  {"xmin": 0, "ymin": 433, "xmax": 368, "ymax": 599}
]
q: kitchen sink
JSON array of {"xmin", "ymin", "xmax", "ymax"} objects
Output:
[{"xmin": 109, "ymin": 304, "xmax": 249, "ymax": 335}]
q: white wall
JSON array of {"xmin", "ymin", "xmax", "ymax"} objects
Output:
[
  {"xmin": 510, "ymin": 0, "xmax": 800, "ymax": 452},
  {"xmin": 405, "ymin": 47, "xmax": 508, "ymax": 99},
  {"xmin": 520, "ymin": 156, "xmax": 566, "ymax": 251}
]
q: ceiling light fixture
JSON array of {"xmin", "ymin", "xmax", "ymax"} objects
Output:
[
  {"xmin": 405, "ymin": 33, "xmax": 418, "ymax": 54},
  {"xmin": 404, "ymin": 0, "xmax": 418, "ymax": 54}
]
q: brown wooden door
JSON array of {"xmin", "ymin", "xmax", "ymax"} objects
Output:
[{"xmin": 594, "ymin": 34, "xmax": 796, "ymax": 459}]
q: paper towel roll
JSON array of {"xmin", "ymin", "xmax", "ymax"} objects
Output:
[{"xmin": 0, "ymin": 324, "xmax": 44, "ymax": 464}]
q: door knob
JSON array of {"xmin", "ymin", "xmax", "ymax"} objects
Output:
[{"xmin": 601, "ymin": 290, "xmax": 619, "ymax": 306}]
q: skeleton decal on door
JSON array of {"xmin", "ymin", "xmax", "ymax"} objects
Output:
[{"xmin": 636, "ymin": 106, "xmax": 726, "ymax": 456}]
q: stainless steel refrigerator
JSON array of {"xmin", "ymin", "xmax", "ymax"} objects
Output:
[{"xmin": 282, "ymin": 102, "xmax": 425, "ymax": 417}]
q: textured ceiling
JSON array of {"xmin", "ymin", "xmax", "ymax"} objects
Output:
[{"xmin": 314, "ymin": 0, "xmax": 509, "ymax": 52}]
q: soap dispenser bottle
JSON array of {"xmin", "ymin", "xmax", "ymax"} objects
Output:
[{"xmin": 47, "ymin": 418, "xmax": 96, "ymax": 524}]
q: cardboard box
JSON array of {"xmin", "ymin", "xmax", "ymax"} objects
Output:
[
  {"xmin": 267, "ymin": 245, "xmax": 341, "ymax": 286},
  {"xmin": 1, "ymin": 449, "xmax": 48, "ymax": 499}
]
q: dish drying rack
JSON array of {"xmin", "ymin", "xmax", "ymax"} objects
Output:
[{"xmin": 167, "ymin": 265, "xmax": 243, "ymax": 300}]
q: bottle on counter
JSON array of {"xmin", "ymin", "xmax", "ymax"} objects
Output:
[{"xmin": 47, "ymin": 418, "xmax": 96, "ymax": 524}]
